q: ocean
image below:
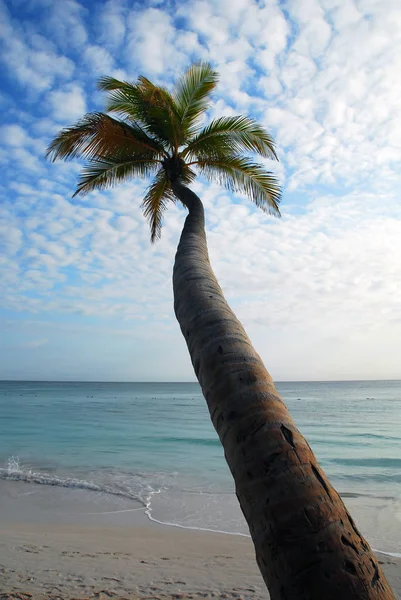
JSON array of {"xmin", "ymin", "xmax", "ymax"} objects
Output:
[{"xmin": 0, "ymin": 380, "xmax": 400, "ymax": 556}]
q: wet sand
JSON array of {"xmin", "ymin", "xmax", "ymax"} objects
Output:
[{"xmin": 0, "ymin": 481, "xmax": 400, "ymax": 599}]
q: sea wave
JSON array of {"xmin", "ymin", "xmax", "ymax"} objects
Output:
[
  {"xmin": 0, "ymin": 456, "xmax": 157, "ymax": 508},
  {"xmin": 2, "ymin": 457, "xmax": 400, "ymax": 553},
  {"xmin": 0, "ymin": 456, "xmax": 248, "ymax": 537},
  {"xmin": 331, "ymin": 457, "xmax": 401, "ymax": 468},
  {"xmin": 152, "ymin": 436, "xmax": 220, "ymax": 446},
  {"xmin": 354, "ymin": 433, "xmax": 401, "ymax": 441}
]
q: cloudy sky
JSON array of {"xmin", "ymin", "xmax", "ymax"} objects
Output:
[{"xmin": 1, "ymin": 0, "xmax": 401, "ymax": 382}]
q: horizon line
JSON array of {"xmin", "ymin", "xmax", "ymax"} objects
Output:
[{"xmin": 1, "ymin": 378, "xmax": 401, "ymax": 384}]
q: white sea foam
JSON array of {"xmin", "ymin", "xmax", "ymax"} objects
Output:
[
  {"xmin": 0, "ymin": 456, "xmax": 154, "ymax": 508},
  {"xmin": 374, "ymin": 549, "xmax": 401, "ymax": 559},
  {"xmin": 1, "ymin": 456, "xmax": 250, "ymax": 537},
  {"xmin": 2, "ymin": 457, "xmax": 401, "ymax": 555}
]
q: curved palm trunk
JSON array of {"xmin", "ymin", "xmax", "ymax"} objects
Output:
[{"xmin": 171, "ymin": 181, "xmax": 395, "ymax": 600}]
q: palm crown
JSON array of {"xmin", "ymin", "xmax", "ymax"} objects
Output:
[{"xmin": 46, "ymin": 62, "xmax": 281, "ymax": 241}]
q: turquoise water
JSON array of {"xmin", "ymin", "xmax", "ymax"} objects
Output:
[{"xmin": 0, "ymin": 380, "xmax": 400, "ymax": 554}]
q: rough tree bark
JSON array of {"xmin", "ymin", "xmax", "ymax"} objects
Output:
[{"xmin": 171, "ymin": 180, "xmax": 395, "ymax": 600}]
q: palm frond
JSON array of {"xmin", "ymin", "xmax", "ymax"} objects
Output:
[
  {"xmin": 72, "ymin": 156, "xmax": 159, "ymax": 197},
  {"xmin": 46, "ymin": 113, "xmax": 166, "ymax": 162},
  {"xmin": 194, "ymin": 155, "xmax": 281, "ymax": 215},
  {"xmin": 47, "ymin": 65, "xmax": 281, "ymax": 240},
  {"xmin": 97, "ymin": 76, "xmax": 130, "ymax": 92},
  {"xmin": 141, "ymin": 169, "xmax": 175, "ymax": 242},
  {"xmin": 98, "ymin": 76, "xmax": 182, "ymax": 151},
  {"xmin": 182, "ymin": 116, "xmax": 278, "ymax": 161},
  {"xmin": 176, "ymin": 162, "xmax": 197, "ymax": 186},
  {"xmin": 97, "ymin": 77, "xmax": 142, "ymax": 121},
  {"xmin": 173, "ymin": 62, "xmax": 218, "ymax": 137}
]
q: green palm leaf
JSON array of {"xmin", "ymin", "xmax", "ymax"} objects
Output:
[
  {"xmin": 46, "ymin": 113, "xmax": 166, "ymax": 162},
  {"xmin": 47, "ymin": 63, "xmax": 281, "ymax": 240},
  {"xmin": 141, "ymin": 169, "xmax": 175, "ymax": 242},
  {"xmin": 72, "ymin": 155, "xmax": 159, "ymax": 197},
  {"xmin": 98, "ymin": 76, "xmax": 181, "ymax": 152},
  {"xmin": 173, "ymin": 62, "xmax": 218, "ymax": 137},
  {"xmin": 194, "ymin": 155, "xmax": 281, "ymax": 215},
  {"xmin": 182, "ymin": 116, "xmax": 278, "ymax": 161}
]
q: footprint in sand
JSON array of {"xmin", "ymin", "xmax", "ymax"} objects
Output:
[{"xmin": 15, "ymin": 545, "xmax": 40, "ymax": 554}]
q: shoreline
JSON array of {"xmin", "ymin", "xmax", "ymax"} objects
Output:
[
  {"xmin": 0, "ymin": 481, "xmax": 400, "ymax": 599},
  {"xmin": 1, "ymin": 475, "xmax": 401, "ymax": 555}
]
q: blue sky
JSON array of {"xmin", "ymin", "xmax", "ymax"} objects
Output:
[{"xmin": 1, "ymin": 0, "xmax": 401, "ymax": 381}]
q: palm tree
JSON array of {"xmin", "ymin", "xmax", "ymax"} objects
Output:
[{"xmin": 47, "ymin": 63, "xmax": 395, "ymax": 600}]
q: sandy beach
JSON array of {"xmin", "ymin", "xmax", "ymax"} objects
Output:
[
  {"xmin": 0, "ymin": 522, "xmax": 270, "ymax": 600},
  {"xmin": 1, "ymin": 481, "xmax": 400, "ymax": 600}
]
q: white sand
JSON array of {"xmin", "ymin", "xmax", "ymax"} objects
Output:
[
  {"xmin": 0, "ymin": 521, "xmax": 270, "ymax": 599},
  {"xmin": 0, "ymin": 481, "xmax": 400, "ymax": 599}
]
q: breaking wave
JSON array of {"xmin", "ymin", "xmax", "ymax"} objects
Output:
[{"xmin": 0, "ymin": 456, "xmax": 157, "ymax": 508}]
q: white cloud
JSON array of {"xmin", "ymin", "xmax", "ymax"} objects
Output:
[
  {"xmin": 0, "ymin": 124, "xmax": 47, "ymax": 154},
  {"xmin": 2, "ymin": 0, "xmax": 401, "ymax": 380},
  {"xmin": 0, "ymin": 221, "xmax": 22, "ymax": 255},
  {"xmin": 2, "ymin": 174, "xmax": 401, "ymax": 380},
  {"xmin": 289, "ymin": 0, "xmax": 332, "ymax": 57},
  {"xmin": 47, "ymin": 84, "xmax": 87, "ymax": 122},
  {"xmin": 0, "ymin": 124, "xmax": 29, "ymax": 147},
  {"xmin": 31, "ymin": 118, "xmax": 61, "ymax": 136},
  {"xmin": 257, "ymin": 1, "xmax": 401, "ymax": 190},
  {"xmin": 83, "ymin": 44, "xmax": 115, "ymax": 75},
  {"xmin": 126, "ymin": 8, "xmax": 189, "ymax": 76},
  {"xmin": 0, "ymin": 123, "xmax": 48, "ymax": 175},
  {"xmin": 2, "ymin": 39, "xmax": 74, "ymax": 93},
  {"xmin": 0, "ymin": 3, "xmax": 75, "ymax": 93},
  {"xmin": 325, "ymin": 1, "xmax": 363, "ymax": 29},
  {"xmin": 97, "ymin": 0, "xmax": 126, "ymax": 49},
  {"xmin": 43, "ymin": 0, "xmax": 88, "ymax": 50},
  {"xmin": 9, "ymin": 147, "xmax": 44, "ymax": 173}
]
